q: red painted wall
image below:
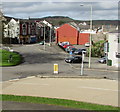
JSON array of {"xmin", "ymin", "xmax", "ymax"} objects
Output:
[
  {"xmin": 56, "ymin": 24, "xmax": 78, "ymax": 44},
  {"xmin": 56, "ymin": 24, "xmax": 90, "ymax": 45},
  {"xmin": 78, "ymin": 33, "xmax": 90, "ymax": 45}
]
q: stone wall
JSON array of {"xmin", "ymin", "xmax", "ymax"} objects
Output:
[{"xmin": 91, "ymin": 33, "xmax": 107, "ymax": 43}]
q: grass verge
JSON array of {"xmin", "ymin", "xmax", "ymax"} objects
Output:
[
  {"xmin": 0, "ymin": 49, "xmax": 23, "ymax": 66},
  {"xmin": 1, "ymin": 94, "xmax": 119, "ymax": 111}
]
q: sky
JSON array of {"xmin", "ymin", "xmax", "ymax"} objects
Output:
[{"xmin": 1, "ymin": 0, "xmax": 119, "ymax": 20}]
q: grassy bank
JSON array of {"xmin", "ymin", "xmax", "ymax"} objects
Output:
[
  {"xmin": 1, "ymin": 94, "xmax": 119, "ymax": 111},
  {"xmin": 0, "ymin": 49, "xmax": 22, "ymax": 66}
]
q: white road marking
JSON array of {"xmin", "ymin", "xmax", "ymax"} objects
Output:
[
  {"xmin": 78, "ymin": 86, "xmax": 119, "ymax": 92},
  {"xmin": 16, "ymin": 82, "xmax": 49, "ymax": 86},
  {"xmin": 9, "ymin": 79, "xmax": 20, "ymax": 82}
]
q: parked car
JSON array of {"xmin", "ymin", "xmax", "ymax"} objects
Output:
[
  {"xmin": 98, "ymin": 57, "xmax": 107, "ymax": 64},
  {"xmin": 74, "ymin": 48, "xmax": 86, "ymax": 55},
  {"xmin": 69, "ymin": 48, "xmax": 77, "ymax": 53},
  {"xmin": 62, "ymin": 44, "xmax": 72, "ymax": 49},
  {"xmin": 61, "ymin": 41, "xmax": 70, "ymax": 45},
  {"xmin": 59, "ymin": 41, "xmax": 70, "ymax": 47},
  {"xmin": 58, "ymin": 42, "xmax": 70, "ymax": 49},
  {"xmin": 85, "ymin": 42, "xmax": 90, "ymax": 47},
  {"xmin": 39, "ymin": 41, "xmax": 44, "ymax": 45},
  {"xmin": 65, "ymin": 56, "xmax": 82, "ymax": 63},
  {"xmin": 65, "ymin": 46, "xmax": 75, "ymax": 53}
]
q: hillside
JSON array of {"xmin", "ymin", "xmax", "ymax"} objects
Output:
[
  {"xmin": 29, "ymin": 16, "xmax": 74, "ymax": 26},
  {"xmin": 30, "ymin": 16, "xmax": 118, "ymax": 26},
  {"xmin": 4, "ymin": 15, "xmax": 118, "ymax": 27}
]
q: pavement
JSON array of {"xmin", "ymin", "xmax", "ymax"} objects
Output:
[{"xmin": 1, "ymin": 76, "xmax": 119, "ymax": 107}]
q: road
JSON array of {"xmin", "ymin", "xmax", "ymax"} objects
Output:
[
  {"xmin": 1, "ymin": 43, "xmax": 118, "ymax": 81},
  {"xmin": 1, "ymin": 101, "xmax": 82, "ymax": 111}
]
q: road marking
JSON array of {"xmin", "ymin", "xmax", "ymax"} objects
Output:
[
  {"xmin": 16, "ymin": 82, "xmax": 49, "ymax": 86},
  {"xmin": 9, "ymin": 79, "xmax": 20, "ymax": 82},
  {"xmin": 78, "ymin": 86, "xmax": 119, "ymax": 92}
]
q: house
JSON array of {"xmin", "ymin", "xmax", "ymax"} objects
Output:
[
  {"xmin": 56, "ymin": 22, "xmax": 90, "ymax": 45},
  {"xmin": 3, "ymin": 18, "xmax": 19, "ymax": 44},
  {"xmin": 19, "ymin": 19, "xmax": 37, "ymax": 43},
  {"xmin": 107, "ymin": 30, "xmax": 120, "ymax": 67},
  {"xmin": 0, "ymin": 10, "xmax": 6, "ymax": 44},
  {"xmin": 20, "ymin": 19, "xmax": 54, "ymax": 44}
]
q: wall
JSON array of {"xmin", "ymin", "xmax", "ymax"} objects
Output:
[
  {"xmin": 108, "ymin": 33, "xmax": 120, "ymax": 67},
  {"xmin": 78, "ymin": 33, "xmax": 89, "ymax": 45},
  {"xmin": 91, "ymin": 33, "xmax": 107, "ymax": 43},
  {"xmin": 56, "ymin": 24, "xmax": 78, "ymax": 44}
]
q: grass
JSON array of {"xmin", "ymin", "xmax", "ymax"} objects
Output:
[
  {"xmin": 1, "ymin": 94, "xmax": 119, "ymax": 111},
  {"xmin": 0, "ymin": 49, "xmax": 22, "ymax": 66}
]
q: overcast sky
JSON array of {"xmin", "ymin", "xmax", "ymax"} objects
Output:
[{"xmin": 1, "ymin": 0, "xmax": 119, "ymax": 20}]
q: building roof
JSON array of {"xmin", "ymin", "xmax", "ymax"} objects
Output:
[
  {"xmin": 79, "ymin": 24, "xmax": 90, "ymax": 30},
  {"xmin": 68, "ymin": 22, "xmax": 79, "ymax": 30}
]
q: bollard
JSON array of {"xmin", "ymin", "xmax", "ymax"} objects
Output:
[{"xmin": 54, "ymin": 64, "xmax": 58, "ymax": 74}]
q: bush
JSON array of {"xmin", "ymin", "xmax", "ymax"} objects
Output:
[{"xmin": 86, "ymin": 40, "xmax": 105, "ymax": 57}]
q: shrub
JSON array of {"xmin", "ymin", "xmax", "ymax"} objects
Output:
[{"xmin": 86, "ymin": 40, "xmax": 105, "ymax": 57}]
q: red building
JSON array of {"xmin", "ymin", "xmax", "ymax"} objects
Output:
[
  {"xmin": 56, "ymin": 23, "xmax": 90, "ymax": 45},
  {"xmin": 19, "ymin": 19, "xmax": 54, "ymax": 44},
  {"xmin": 20, "ymin": 20, "xmax": 37, "ymax": 43}
]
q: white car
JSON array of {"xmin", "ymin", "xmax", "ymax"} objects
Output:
[
  {"xmin": 98, "ymin": 57, "xmax": 107, "ymax": 64},
  {"xmin": 85, "ymin": 42, "xmax": 90, "ymax": 47},
  {"xmin": 61, "ymin": 42, "xmax": 70, "ymax": 46}
]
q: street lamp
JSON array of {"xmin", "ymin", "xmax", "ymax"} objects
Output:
[
  {"xmin": 80, "ymin": 4, "xmax": 92, "ymax": 68},
  {"xmin": 43, "ymin": 24, "xmax": 46, "ymax": 50}
]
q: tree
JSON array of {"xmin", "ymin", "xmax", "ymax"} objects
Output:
[{"xmin": 58, "ymin": 21, "xmax": 66, "ymax": 25}]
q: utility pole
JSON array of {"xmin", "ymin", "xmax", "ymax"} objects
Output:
[
  {"xmin": 80, "ymin": 4, "xmax": 93, "ymax": 68},
  {"xmin": 88, "ymin": 4, "xmax": 92, "ymax": 68},
  {"xmin": 43, "ymin": 24, "xmax": 46, "ymax": 50}
]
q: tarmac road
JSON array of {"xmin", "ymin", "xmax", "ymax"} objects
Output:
[
  {"xmin": 2, "ymin": 101, "xmax": 81, "ymax": 111},
  {"xmin": 1, "ymin": 43, "xmax": 119, "ymax": 81}
]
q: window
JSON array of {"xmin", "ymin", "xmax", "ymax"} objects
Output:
[{"xmin": 22, "ymin": 23, "xmax": 27, "ymax": 35}]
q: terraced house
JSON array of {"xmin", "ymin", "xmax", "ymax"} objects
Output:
[{"xmin": 1, "ymin": 15, "xmax": 54, "ymax": 44}]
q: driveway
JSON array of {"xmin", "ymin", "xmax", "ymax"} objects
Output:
[{"xmin": 1, "ymin": 43, "xmax": 118, "ymax": 81}]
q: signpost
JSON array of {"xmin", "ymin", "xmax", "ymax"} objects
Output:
[{"xmin": 80, "ymin": 51, "xmax": 86, "ymax": 75}]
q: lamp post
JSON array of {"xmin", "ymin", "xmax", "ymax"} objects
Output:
[
  {"xmin": 80, "ymin": 4, "xmax": 92, "ymax": 68},
  {"xmin": 43, "ymin": 24, "xmax": 46, "ymax": 50},
  {"xmin": 49, "ymin": 27, "xmax": 52, "ymax": 46}
]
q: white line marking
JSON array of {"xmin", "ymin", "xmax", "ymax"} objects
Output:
[
  {"xmin": 9, "ymin": 79, "xmax": 20, "ymax": 82},
  {"xmin": 16, "ymin": 82, "xmax": 49, "ymax": 86},
  {"xmin": 78, "ymin": 86, "xmax": 119, "ymax": 92}
]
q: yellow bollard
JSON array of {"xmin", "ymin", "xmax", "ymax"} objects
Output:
[{"xmin": 54, "ymin": 64, "xmax": 58, "ymax": 74}]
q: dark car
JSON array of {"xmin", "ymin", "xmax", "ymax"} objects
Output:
[
  {"xmin": 65, "ymin": 56, "xmax": 82, "ymax": 63},
  {"xmin": 98, "ymin": 57, "xmax": 107, "ymax": 64},
  {"xmin": 74, "ymin": 48, "xmax": 86, "ymax": 55}
]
